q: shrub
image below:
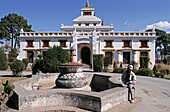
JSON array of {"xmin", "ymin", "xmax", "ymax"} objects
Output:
[
  {"xmin": 166, "ymin": 69, "xmax": 169, "ymax": 75},
  {"xmin": 22, "ymin": 58, "xmax": 29, "ymax": 70},
  {"xmin": 103, "ymin": 67, "xmax": 108, "ymax": 72},
  {"xmin": 44, "ymin": 46, "xmax": 70, "ymax": 63},
  {"xmin": 153, "ymin": 65, "xmax": 158, "ymax": 74},
  {"xmin": 120, "ymin": 62, "xmax": 123, "ymax": 68},
  {"xmin": 37, "ymin": 54, "xmax": 43, "ymax": 59},
  {"xmin": 113, "ymin": 68, "xmax": 126, "ymax": 73},
  {"xmin": 32, "ymin": 59, "xmax": 43, "ymax": 75},
  {"xmin": 162, "ymin": 58, "xmax": 167, "ymax": 64},
  {"xmin": 32, "ymin": 46, "xmax": 70, "ymax": 74},
  {"xmin": 93, "ymin": 54, "xmax": 104, "ymax": 72},
  {"xmin": 0, "ymin": 49, "xmax": 8, "ymax": 70},
  {"xmin": 132, "ymin": 68, "xmax": 138, "ymax": 74},
  {"xmin": 155, "ymin": 73, "xmax": 160, "ymax": 77},
  {"xmin": 41, "ymin": 58, "xmax": 60, "ymax": 73},
  {"xmin": 136, "ymin": 68, "xmax": 153, "ymax": 77},
  {"xmin": 113, "ymin": 61, "xmax": 117, "ymax": 68},
  {"xmin": 160, "ymin": 74, "xmax": 165, "ymax": 78},
  {"xmin": 155, "ymin": 73, "xmax": 165, "ymax": 78},
  {"xmin": 9, "ymin": 59, "xmax": 24, "ymax": 76},
  {"xmin": 159, "ymin": 69, "xmax": 167, "ymax": 74},
  {"xmin": 140, "ymin": 56, "xmax": 150, "ymax": 69},
  {"xmin": 9, "ymin": 48, "xmax": 18, "ymax": 62}
]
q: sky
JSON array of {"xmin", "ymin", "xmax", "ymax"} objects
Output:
[{"xmin": 0, "ymin": 0, "xmax": 170, "ymax": 33}]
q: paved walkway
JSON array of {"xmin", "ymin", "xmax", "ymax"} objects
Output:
[
  {"xmin": 0, "ymin": 71, "xmax": 32, "ymax": 76},
  {"xmin": 1, "ymin": 71, "xmax": 170, "ymax": 112}
]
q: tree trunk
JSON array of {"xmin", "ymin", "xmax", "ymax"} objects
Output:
[
  {"xmin": 11, "ymin": 32, "xmax": 13, "ymax": 48},
  {"xmin": 14, "ymin": 37, "xmax": 17, "ymax": 48}
]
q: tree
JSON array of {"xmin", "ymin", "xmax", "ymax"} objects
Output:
[
  {"xmin": 146, "ymin": 29, "xmax": 170, "ymax": 60},
  {"xmin": 0, "ymin": 13, "xmax": 34, "ymax": 48},
  {"xmin": 9, "ymin": 59, "xmax": 24, "ymax": 76},
  {"xmin": 32, "ymin": 46, "xmax": 70, "ymax": 74},
  {"xmin": 9, "ymin": 48, "xmax": 18, "ymax": 62},
  {"xmin": 0, "ymin": 49, "xmax": 8, "ymax": 70},
  {"xmin": 93, "ymin": 54, "xmax": 104, "ymax": 72}
]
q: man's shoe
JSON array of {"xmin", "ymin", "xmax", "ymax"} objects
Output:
[
  {"xmin": 132, "ymin": 86, "xmax": 135, "ymax": 89},
  {"xmin": 131, "ymin": 100, "xmax": 134, "ymax": 103}
]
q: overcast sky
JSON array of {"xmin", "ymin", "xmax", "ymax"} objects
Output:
[{"xmin": 0, "ymin": 0, "xmax": 170, "ymax": 33}]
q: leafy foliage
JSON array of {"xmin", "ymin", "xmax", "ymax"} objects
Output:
[
  {"xmin": 155, "ymin": 73, "xmax": 165, "ymax": 78},
  {"xmin": 9, "ymin": 59, "xmax": 24, "ymax": 76},
  {"xmin": 162, "ymin": 58, "xmax": 167, "ymax": 64},
  {"xmin": 103, "ymin": 67, "xmax": 109, "ymax": 72},
  {"xmin": 0, "ymin": 80, "xmax": 15, "ymax": 109},
  {"xmin": 37, "ymin": 54, "xmax": 43, "ymax": 59},
  {"xmin": 32, "ymin": 59, "xmax": 43, "ymax": 75},
  {"xmin": 113, "ymin": 61, "xmax": 117, "ymax": 68},
  {"xmin": 153, "ymin": 65, "xmax": 158, "ymax": 74},
  {"xmin": 113, "ymin": 68, "xmax": 126, "ymax": 73},
  {"xmin": 0, "ymin": 49, "xmax": 8, "ymax": 70},
  {"xmin": 9, "ymin": 48, "xmax": 18, "ymax": 62},
  {"xmin": 136, "ymin": 68, "xmax": 153, "ymax": 77},
  {"xmin": 0, "ymin": 13, "xmax": 33, "ymax": 48},
  {"xmin": 32, "ymin": 46, "xmax": 70, "ymax": 74},
  {"xmin": 22, "ymin": 58, "xmax": 29, "ymax": 70},
  {"xmin": 93, "ymin": 54, "xmax": 104, "ymax": 72},
  {"xmin": 159, "ymin": 69, "xmax": 167, "ymax": 74},
  {"xmin": 147, "ymin": 29, "xmax": 170, "ymax": 60},
  {"xmin": 140, "ymin": 56, "xmax": 149, "ymax": 69}
]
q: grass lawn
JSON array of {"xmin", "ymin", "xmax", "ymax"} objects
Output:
[{"xmin": 0, "ymin": 77, "xmax": 28, "ymax": 86}]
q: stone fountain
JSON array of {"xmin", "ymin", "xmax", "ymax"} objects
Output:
[{"xmin": 56, "ymin": 62, "xmax": 88, "ymax": 89}]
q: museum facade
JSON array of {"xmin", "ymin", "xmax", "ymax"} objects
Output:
[{"xmin": 18, "ymin": 1, "xmax": 157, "ymax": 68}]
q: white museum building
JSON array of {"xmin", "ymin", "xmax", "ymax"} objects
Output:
[{"xmin": 18, "ymin": 1, "xmax": 157, "ymax": 68}]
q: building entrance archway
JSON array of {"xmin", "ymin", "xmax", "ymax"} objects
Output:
[{"xmin": 81, "ymin": 47, "xmax": 90, "ymax": 65}]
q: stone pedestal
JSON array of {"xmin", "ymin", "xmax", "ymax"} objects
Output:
[{"xmin": 56, "ymin": 63, "xmax": 88, "ymax": 88}]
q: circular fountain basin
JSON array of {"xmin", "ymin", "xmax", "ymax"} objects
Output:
[{"xmin": 12, "ymin": 73, "xmax": 128, "ymax": 112}]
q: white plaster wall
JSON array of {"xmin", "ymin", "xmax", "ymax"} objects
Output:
[
  {"xmin": 19, "ymin": 40, "xmax": 26, "ymax": 60},
  {"xmin": 114, "ymin": 51, "xmax": 117, "ymax": 62},
  {"xmin": 50, "ymin": 39, "xmax": 58, "ymax": 47},
  {"xmin": 114, "ymin": 39, "xmax": 122, "ymax": 49},
  {"xmin": 34, "ymin": 39, "xmax": 40, "ymax": 49},
  {"xmin": 132, "ymin": 39, "xmax": 140, "ymax": 49},
  {"xmin": 100, "ymin": 39, "xmax": 105, "ymax": 55},
  {"xmin": 149, "ymin": 39, "xmax": 155, "ymax": 68}
]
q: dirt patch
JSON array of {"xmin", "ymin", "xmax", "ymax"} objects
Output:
[
  {"xmin": 0, "ymin": 77, "xmax": 28, "ymax": 86},
  {"xmin": 39, "ymin": 82, "xmax": 56, "ymax": 88},
  {"xmin": 160, "ymin": 65, "xmax": 170, "ymax": 70}
]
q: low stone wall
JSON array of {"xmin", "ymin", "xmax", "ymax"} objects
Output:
[{"xmin": 12, "ymin": 73, "xmax": 128, "ymax": 112}]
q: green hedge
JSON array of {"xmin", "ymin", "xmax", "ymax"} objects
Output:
[
  {"xmin": 93, "ymin": 54, "xmax": 104, "ymax": 72},
  {"xmin": 113, "ymin": 68, "xmax": 126, "ymax": 73},
  {"xmin": 136, "ymin": 68, "xmax": 153, "ymax": 77},
  {"xmin": 22, "ymin": 58, "xmax": 29, "ymax": 70},
  {"xmin": 140, "ymin": 56, "xmax": 149, "ymax": 69},
  {"xmin": 103, "ymin": 67, "xmax": 108, "ymax": 72},
  {"xmin": 155, "ymin": 73, "xmax": 165, "ymax": 78},
  {"xmin": 32, "ymin": 46, "xmax": 70, "ymax": 74},
  {"xmin": 9, "ymin": 59, "xmax": 24, "ymax": 76},
  {"xmin": 159, "ymin": 69, "xmax": 167, "ymax": 74}
]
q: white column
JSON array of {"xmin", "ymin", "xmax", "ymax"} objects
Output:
[
  {"xmin": 133, "ymin": 51, "xmax": 138, "ymax": 63},
  {"xmin": 117, "ymin": 50, "xmax": 122, "ymax": 65},
  {"xmin": 73, "ymin": 27, "xmax": 78, "ymax": 62}
]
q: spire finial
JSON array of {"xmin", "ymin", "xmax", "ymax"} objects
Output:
[{"xmin": 86, "ymin": 0, "xmax": 90, "ymax": 8}]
